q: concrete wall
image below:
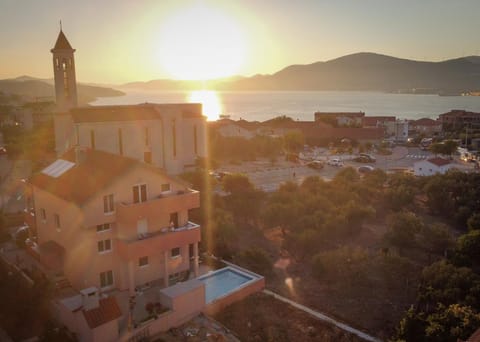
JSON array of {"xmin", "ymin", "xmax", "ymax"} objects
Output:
[
  {"xmin": 203, "ymin": 277, "xmax": 265, "ymax": 316},
  {"xmin": 91, "ymin": 319, "xmax": 119, "ymax": 342}
]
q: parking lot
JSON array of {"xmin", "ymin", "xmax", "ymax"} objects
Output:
[{"xmin": 217, "ymin": 146, "xmax": 475, "ymax": 192}]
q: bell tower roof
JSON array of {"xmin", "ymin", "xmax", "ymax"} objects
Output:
[{"xmin": 52, "ymin": 30, "xmax": 73, "ymax": 51}]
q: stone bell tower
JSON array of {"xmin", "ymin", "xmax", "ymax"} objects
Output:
[{"xmin": 51, "ymin": 28, "xmax": 78, "ymax": 112}]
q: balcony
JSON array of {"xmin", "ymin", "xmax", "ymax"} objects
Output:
[
  {"xmin": 23, "ymin": 208, "xmax": 36, "ymax": 228},
  {"xmin": 116, "ymin": 190, "xmax": 200, "ymax": 227},
  {"xmin": 117, "ymin": 221, "xmax": 201, "ymax": 260}
]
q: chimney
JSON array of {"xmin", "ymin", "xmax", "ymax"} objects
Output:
[
  {"xmin": 80, "ymin": 287, "xmax": 100, "ymax": 311},
  {"xmin": 75, "ymin": 145, "xmax": 87, "ymax": 165}
]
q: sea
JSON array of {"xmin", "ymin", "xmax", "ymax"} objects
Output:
[{"xmin": 90, "ymin": 89, "xmax": 480, "ymax": 122}]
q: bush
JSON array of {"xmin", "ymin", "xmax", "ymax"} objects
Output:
[{"xmin": 236, "ymin": 247, "xmax": 273, "ymax": 276}]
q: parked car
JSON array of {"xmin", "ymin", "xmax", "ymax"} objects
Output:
[
  {"xmin": 354, "ymin": 153, "xmax": 376, "ymax": 163},
  {"xmin": 327, "ymin": 158, "xmax": 344, "ymax": 167},
  {"xmin": 357, "ymin": 165, "xmax": 375, "ymax": 174},
  {"xmin": 306, "ymin": 160, "xmax": 324, "ymax": 170}
]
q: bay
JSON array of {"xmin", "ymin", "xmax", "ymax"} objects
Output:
[{"xmin": 91, "ymin": 89, "xmax": 480, "ymax": 122}]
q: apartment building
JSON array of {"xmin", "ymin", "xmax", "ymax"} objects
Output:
[{"xmin": 25, "ymin": 148, "xmax": 201, "ymax": 295}]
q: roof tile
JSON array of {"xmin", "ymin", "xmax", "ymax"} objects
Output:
[{"xmin": 82, "ymin": 297, "xmax": 122, "ymax": 329}]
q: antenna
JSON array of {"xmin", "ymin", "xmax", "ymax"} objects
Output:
[{"xmin": 60, "ymin": 20, "xmax": 62, "ymax": 31}]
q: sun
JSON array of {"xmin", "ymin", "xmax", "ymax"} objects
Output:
[
  {"xmin": 157, "ymin": 4, "xmax": 247, "ymax": 80},
  {"xmin": 188, "ymin": 90, "xmax": 222, "ymax": 121}
]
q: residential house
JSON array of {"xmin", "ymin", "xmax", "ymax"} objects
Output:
[
  {"xmin": 25, "ymin": 148, "xmax": 201, "ymax": 294},
  {"xmin": 362, "ymin": 116, "xmax": 396, "ymax": 128},
  {"xmin": 409, "ymin": 118, "xmax": 442, "ymax": 136},
  {"xmin": 385, "ymin": 119, "xmax": 409, "ymax": 142},
  {"xmin": 210, "ymin": 118, "xmax": 255, "ymax": 139},
  {"xmin": 413, "ymin": 157, "xmax": 455, "ymax": 176},
  {"xmin": 439, "ymin": 110, "xmax": 480, "ymax": 131},
  {"xmin": 314, "ymin": 111, "xmax": 365, "ymax": 127}
]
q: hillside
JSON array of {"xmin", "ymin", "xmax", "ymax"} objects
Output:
[
  {"xmin": 122, "ymin": 52, "xmax": 480, "ymax": 94},
  {"xmin": 0, "ymin": 77, "xmax": 124, "ymax": 104}
]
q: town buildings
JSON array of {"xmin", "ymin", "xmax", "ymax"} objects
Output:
[
  {"xmin": 413, "ymin": 157, "xmax": 456, "ymax": 176},
  {"xmin": 314, "ymin": 111, "xmax": 365, "ymax": 127},
  {"xmin": 439, "ymin": 109, "xmax": 480, "ymax": 131},
  {"xmin": 22, "ymin": 29, "xmax": 210, "ymax": 341},
  {"xmin": 409, "ymin": 118, "xmax": 442, "ymax": 136}
]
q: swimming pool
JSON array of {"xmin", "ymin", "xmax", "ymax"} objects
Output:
[{"xmin": 198, "ymin": 267, "xmax": 258, "ymax": 304}]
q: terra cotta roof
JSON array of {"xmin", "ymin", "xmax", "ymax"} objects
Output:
[
  {"xmin": 30, "ymin": 149, "xmax": 137, "ymax": 206},
  {"xmin": 71, "ymin": 103, "xmax": 203, "ymax": 123},
  {"xmin": 52, "ymin": 30, "xmax": 73, "ymax": 50},
  {"xmin": 82, "ymin": 297, "xmax": 122, "ymax": 329}
]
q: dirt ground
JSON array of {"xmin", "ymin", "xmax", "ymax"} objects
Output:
[{"xmin": 214, "ymin": 292, "xmax": 363, "ymax": 342}]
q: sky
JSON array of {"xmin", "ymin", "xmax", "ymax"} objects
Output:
[{"xmin": 1, "ymin": 0, "xmax": 479, "ymax": 84}]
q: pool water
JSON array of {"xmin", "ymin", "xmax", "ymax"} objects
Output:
[{"xmin": 198, "ymin": 267, "xmax": 254, "ymax": 304}]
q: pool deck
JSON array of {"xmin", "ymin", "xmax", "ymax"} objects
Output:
[{"xmin": 201, "ymin": 265, "xmax": 265, "ymax": 316}]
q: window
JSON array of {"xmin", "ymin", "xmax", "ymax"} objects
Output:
[
  {"xmin": 169, "ymin": 212, "xmax": 178, "ymax": 228},
  {"xmin": 172, "ymin": 120, "xmax": 177, "ymax": 157},
  {"xmin": 139, "ymin": 256, "xmax": 149, "ymax": 267},
  {"xmin": 171, "ymin": 247, "xmax": 180, "ymax": 258},
  {"xmin": 98, "ymin": 239, "xmax": 112, "ymax": 253},
  {"xmin": 133, "ymin": 184, "xmax": 147, "ymax": 203},
  {"xmin": 54, "ymin": 214, "xmax": 60, "ymax": 228},
  {"xmin": 96, "ymin": 223, "xmax": 111, "ymax": 233},
  {"xmin": 40, "ymin": 208, "xmax": 46, "ymax": 221},
  {"xmin": 144, "ymin": 151, "xmax": 151, "ymax": 164},
  {"xmin": 118, "ymin": 128, "xmax": 123, "ymax": 156},
  {"xmin": 193, "ymin": 125, "xmax": 198, "ymax": 154},
  {"xmin": 100, "ymin": 270, "xmax": 114, "ymax": 288},
  {"xmin": 103, "ymin": 194, "xmax": 114, "ymax": 214},
  {"xmin": 161, "ymin": 183, "xmax": 171, "ymax": 192},
  {"xmin": 90, "ymin": 130, "xmax": 96, "ymax": 149},
  {"xmin": 144, "ymin": 127, "xmax": 150, "ymax": 146}
]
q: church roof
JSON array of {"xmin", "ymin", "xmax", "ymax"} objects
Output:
[{"xmin": 52, "ymin": 30, "xmax": 73, "ymax": 50}]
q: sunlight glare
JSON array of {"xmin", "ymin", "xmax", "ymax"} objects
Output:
[
  {"xmin": 188, "ymin": 90, "xmax": 222, "ymax": 121},
  {"xmin": 157, "ymin": 4, "xmax": 247, "ymax": 80}
]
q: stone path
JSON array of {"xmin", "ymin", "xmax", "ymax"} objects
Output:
[{"xmin": 263, "ymin": 289, "xmax": 383, "ymax": 342}]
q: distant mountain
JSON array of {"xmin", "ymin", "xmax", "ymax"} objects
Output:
[
  {"xmin": 0, "ymin": 76, "xmax": 124, "ymax": 104},
  {"xmin": 122, "ymin": 53, "xmax": 480, "ymax": 94}
]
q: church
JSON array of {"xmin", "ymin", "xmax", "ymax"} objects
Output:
[
  {"xmin": 51, "ymin": 29, "xmax": 207, "ymax": 175},
  {"xmin": 21, "ymin": 29, "xmax": 211, "ymax": 341}
]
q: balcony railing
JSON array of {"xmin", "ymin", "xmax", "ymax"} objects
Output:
[
  {"xmin": 119, "ymin": 189, "xmax": 199, "ymax": 208},
  {"xmin": 128, "ymin": 221, "xmax": 200, "ymax": 243},
  {"xmin": 117, "ymin": 221, "xmax": 201, "ymax": 259}
]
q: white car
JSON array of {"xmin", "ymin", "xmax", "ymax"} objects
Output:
[{"xmin": 327, "ymin": 158, "xmax": 344, "ymax": 167}]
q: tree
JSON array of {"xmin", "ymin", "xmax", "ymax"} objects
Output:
[
  {"xmin": 420, "ymin": 223, "xmax": 454, "ymax": 256},
  {"xmin": 418, "ymin": 260, "xmax": 480, "ymax": 310},
  {"xmin": 385, "ymin": 184, "xmax": 415, "ymax": 211},
  {"xmin": 453, "ymin": 230, "xmax": 480, "ymax": 269},
  {"xmin": 283, "ymin": 131, "xmax": 305, "ymax": 153},
  {"xmin": 467, "ymin": 213, "xmax": 480, "ymax": 231},
  {"xmin": 385, "ymin": 211, "xmax": 424, "ymax": 253},
  {"xmin": 333, "ymin": 166, "xmax": 360, "ymax": 184},
  {"xmin": 424, "ymin": 304, "xmax": 480, "ymax": 342},
  {"xmin": 222, "ymin": 173, "xmax": 264, "ymax": 224},
  {"xmin": 236, "ymin": 247, "xmax": 273, "ymax": 276},
  {"xmin": 204, "ymin": 208, "xmax": 238, "ymax": 258}
]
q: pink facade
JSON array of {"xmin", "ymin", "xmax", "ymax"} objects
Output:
[{"xmin": 29, "ymin": 151, "xmax": 201, "ymax": 294}]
